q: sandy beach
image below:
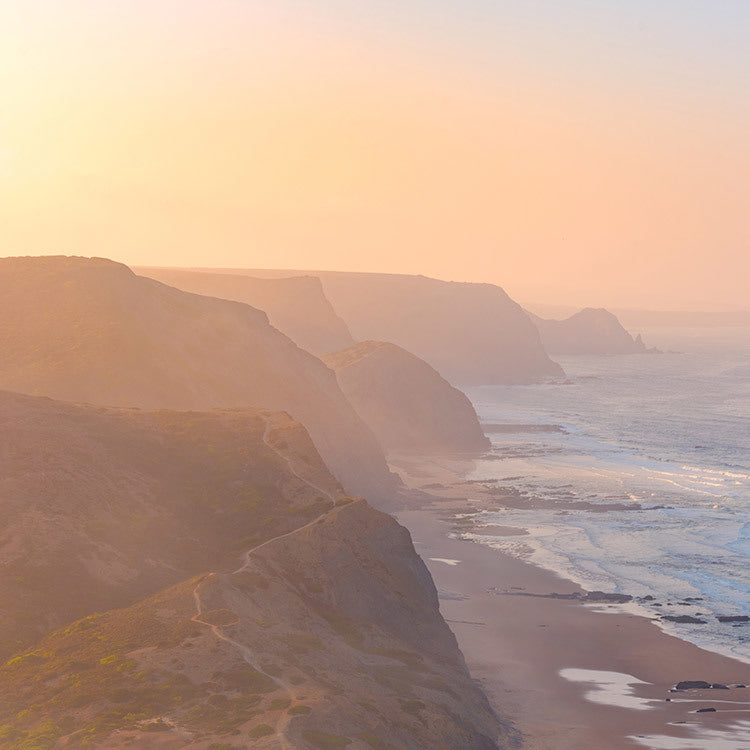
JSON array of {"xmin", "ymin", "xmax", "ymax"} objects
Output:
[{"xmin": 391, "ymin": 455, "xmax": 750, "ymax": 750}]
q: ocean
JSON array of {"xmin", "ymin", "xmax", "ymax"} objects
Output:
[{"xmin": 463, "ymin": 326, "xmax": 750, "ymax": 663}]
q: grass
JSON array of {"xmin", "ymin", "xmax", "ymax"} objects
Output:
[
  {"xmin": 247, "ymin": 724, "xmax": 275, "ymax": 739},
  {"xmin": 300, "ymin": 730, "xmax": 352, "ymax": 749}
]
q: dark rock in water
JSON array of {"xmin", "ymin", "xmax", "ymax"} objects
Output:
[
  {"xmin": 641, "ymin": 595, "xmax": 655, "ymax": 601},
  {"xmin": 676, "ymin": 681, "xmax": 712, "ymax": 690},
  {"xmin": 696, "ymin": 707, "xmax": 717, "ymax": 713},
  {"xmin": 665, "ymin": 698, "xmax": 671, "ymax": 702},
  {"xmin": 711, "ymin": 684, "xmax": 729, "ymax": 690},
  {"xmin": 583, "ymin": 591, "xmax": 633, "ymax": 604},
  {"xmin": 733, "ymin": 684, "xmax": 747, "ymax": 689},
  {"xmin": 497, "ymin": 589, "xmax": 633, "ymax": 604},
  {"xmin": 482, "ymin": 423, "xmax": 567, "ymax": 434},
  {"xmin": 663, "ymin": 615, "xmax": 707, "ymax": 624},
  {"xmin": 718, "ymin": 615, "xmax": 750, "ymax": 623}
]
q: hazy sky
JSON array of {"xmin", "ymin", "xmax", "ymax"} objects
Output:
[{"xmin": 2, "ymin": 1, "xmax": 749, "ymax": 309}]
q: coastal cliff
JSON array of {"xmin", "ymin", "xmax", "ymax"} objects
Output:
[
  {"xmin": 323, "ymin": 341, "xmax": 490, "ymax": 454},
  {"xmin": 529, "ymin": 307, "xmax": 648, "ymax": 354},
  {"xmin": 193, "ymin": 268, "xmax": 564, "ymax": 385},
  {"xmin": 0, "ymin": 256, "xmax": 394, "ymax": 502},
  {"xmin": 137, "ymin": 267, "xmax": 355, "ymax": 355},
  {"xmin": 0, "ymin": 392, "xmax": 509, "ymax": 749}
]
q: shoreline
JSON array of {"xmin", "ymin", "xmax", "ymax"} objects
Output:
[{"xmin": 391, "ymin": 455, "xmax": 750, "ymax": 750}]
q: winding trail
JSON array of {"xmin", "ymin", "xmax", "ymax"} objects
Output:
[
  {"xmin": 190, "ymin": 415, "xmax": 340, "ymax": 748},
  {"xmin": 191, "ymin": 578, "xmax": 296, "ymax": 750}
]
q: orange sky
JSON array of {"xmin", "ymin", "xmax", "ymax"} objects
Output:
[{"xmin": 2, "ymin": 1, "xmax": 749, "ymax": 309}]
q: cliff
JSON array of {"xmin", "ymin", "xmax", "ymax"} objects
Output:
[
  {"xmin": 193, "ymin": 268, "xmax": 565, "ymax": 385},
  {"xmin": 0, "ymin": 256, "xmax": 394, "ymax": 502},
  {"xmin": 323, "ymin": 341, "xmax": 490, "ymax": 454},
  {"xmin": 0, "ymin": 390, "xmax": 343, "ymax": 657},
  {"xmin": 529, "ymin": 307, "xmax": 648, "ymax": 355},
  {"xmin": 0, "ymin": 393, "xmax": 510, "ymax": 749},
  {"xmin": 137, "ymin": 267, "xmax": 355, "ymax": 355}
]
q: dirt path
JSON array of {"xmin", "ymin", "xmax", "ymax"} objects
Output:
[{"xmin": 190, "ymin": 415, "xmax": 341, "ymax": 748}]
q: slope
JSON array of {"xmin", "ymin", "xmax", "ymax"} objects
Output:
[
  {"xmin": 0, "ymin": 256, "xmax": 393, "ymax": 501},
  {"xmin": 323, "ymin": 341, "xmax": 489, "ymax": 453}
]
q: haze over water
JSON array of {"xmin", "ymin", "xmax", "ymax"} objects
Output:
[{"xmin": 466, "ymin": 328, "xmax": 750, "ymax": 662}]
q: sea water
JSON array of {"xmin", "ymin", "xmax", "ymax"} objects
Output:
[{"xmin": 464, "ymin": 327, "xmax": 750, "ymax": 663}]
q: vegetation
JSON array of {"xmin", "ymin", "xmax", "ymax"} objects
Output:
[
  {"xmin": 0, "ymin": 576, "xmax": 284, "ymax": 748},
  {"xmin": 301, "ymin": 730, "xmax": 353, "ymax": 749}
]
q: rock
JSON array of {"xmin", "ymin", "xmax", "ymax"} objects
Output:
[
  {"xmin": 663, "ymin": 615, "xmax": 707, "ymax": 624},
  {"xmin": 675, "ymin": 681, "xmax": 712, "ymax": 690},
  {"xmin": 718, "ymin": 615, "xmax": 750, "ymax": 623},
  {"xmin": 584, "ymin": 591, "xmax": 633, "ymax": 604},
  {"xmin": 711, "ymin": 684, "xmax": 729, "ymax": 690},
  {"xmin": 696, "ymin": 707, "xmax": 717, "ymax": 713}
]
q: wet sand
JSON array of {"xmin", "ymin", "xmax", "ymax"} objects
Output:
[{"xmin": 391, "ymin": 456, "xmax": 750, "ymax": 750}]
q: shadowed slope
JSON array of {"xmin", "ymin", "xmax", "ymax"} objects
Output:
[
  {"xmin": 323, "ymin": 341, "xmax": 490, "ymax": 454},
  {"xmin": 0, "ymin": 256, "xmax": 394, "ymax": 501}
]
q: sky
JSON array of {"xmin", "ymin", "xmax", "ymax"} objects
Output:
[{"xmin": 1, "ymin": 0, "xmax": 749, "ymax": 309}]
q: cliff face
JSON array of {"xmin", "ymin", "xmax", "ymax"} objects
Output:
[
  {"xmin": 0, "ymin": 394, "xmax": 509, "ymax": 749},
  {"xmin": 137, "ymin": 267, "xmax": 355, "ymax": 355},
  {"xmin": 323, "ymin": 341, "xmax": 490, "ymax": 454},
  {"xmin": 0, "ymin": 256, "xmax": 394, "ymax": 501},
  {"xmin": 194, "ymin": 268, "xmax": 564, "ymax": 385},
  {"xmin": 529, "ymin": 307, "xmax": 648, "ymax": 354}
]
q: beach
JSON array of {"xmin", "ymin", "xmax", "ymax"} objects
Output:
[{"xmin": 392, "ymin": 455, "xmax": 750, "ymax": 750}]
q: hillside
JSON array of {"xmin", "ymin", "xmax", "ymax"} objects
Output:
[
  {"xmin": 193, "ymin": 269, "xmax": 565, "ymax": 385},
  {"xmin": 323, "ymin": 341, "xmax": 489, "ymax": 454},
  {"xmin": 0, "ymin": 394, "xmax": 510, "ymax": 749},
  {"xmin": 0, "ymin": 256, "xmax": 394, "ymax": 502},
  {"xmin": 529, "ymin": 308, "xmax": 648, "ymax": 354},
  {"xmin": 0, "ymin": 390, "xmax": 344, "ymax": 658},
  {"xmin": 137, "ymin": 268, "xmax": 354, "ymax": 355}
]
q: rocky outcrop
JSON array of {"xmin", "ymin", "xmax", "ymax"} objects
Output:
[
  {"xmin": 0, "ymin": 393, "xmax": 510, "ymax": 749},
  {"xmin": 214, "ymin": 269, "xmax": 564, "ymax": 385},
  {"xmin": 528, "ymin": 307, "xmax": 648, "ymax": 355},
  {"xmin": 0, "ymin": 256, "xmax": 394, "ymax": 501},
  {"xmin": 138, "ymin": 267, "xmax": 355, "ymax": 355},
  {"xmin": 323, "ymin": 341, "xmax": 489, "ymax": 454}
]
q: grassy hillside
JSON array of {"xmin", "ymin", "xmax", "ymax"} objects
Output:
[
  {"xmin": 0, "ymin": 502, "xmax": 509, "ymax": 749},
  {"xmin": 0, "ymin": 391, "xmax": 342, "ymax": 658}
]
